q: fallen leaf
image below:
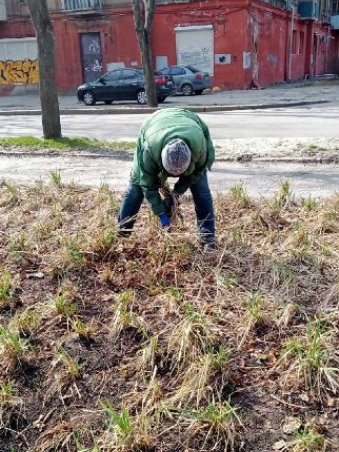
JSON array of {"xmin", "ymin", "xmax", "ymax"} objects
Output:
[
  {"xmin": 273, "ymin": 439, "xmax": 287, "ymax": 450},
  {"xmin": 282, "ymin": 416, "xmax": 302, "ymax": 434}
]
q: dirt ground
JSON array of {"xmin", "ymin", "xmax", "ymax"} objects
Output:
[{"xmin": 0, "ymin": 179, "xmax": 338, "ymax": 451}]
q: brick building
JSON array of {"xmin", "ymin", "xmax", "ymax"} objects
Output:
[{"xmin": 0, "ymin": 0, "xmax": 338, "ymax": 92}]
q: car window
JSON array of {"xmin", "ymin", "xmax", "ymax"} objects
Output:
[
  {"xmin": 121, "ymin": 69, "xmax": 138, "ymax": 80},
  {"xmin": 102, "ymin": 71, "xmax": 121, "ymax": 82},
  {"xmin": 160, "ymin": 68, "xmax": 170, "ymax": 75},
  {"xmin": 170, "ymin": 67, "xmax": 185, "ymax": 75},
  {"xmin": 186, "ymin": 66, "xmax": 200, "ymax": 73}
]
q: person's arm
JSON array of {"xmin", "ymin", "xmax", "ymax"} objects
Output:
[
  {"xmin": 139, "ymin": 147, "xmax": 166, "ymax": 216},
  {"xmin": 173, "ymin": 138, "xmax": 207, "ymax": 195},
  {"xmin": 199, "ymin": 119, "xmax": 215, "ymax": 169}
]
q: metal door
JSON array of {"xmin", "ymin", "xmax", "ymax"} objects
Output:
[{"xmin": 80, "ymin": 32, "xmax": 103, "ymax": 83}]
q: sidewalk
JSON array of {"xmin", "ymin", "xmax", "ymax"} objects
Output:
[{"xmin": 0, "ymin": 80, "xmax": 338, "ymax": 113}]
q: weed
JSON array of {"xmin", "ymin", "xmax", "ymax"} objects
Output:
[
  {"xmin": 302, "ymin": 195, "xmax": 319, "ymax": 212},
  {"xmin": 292, "ymin": 425, "xmax": 325, "ymax": 451},
  {"xmin": 246, "ymin": 291, "xmax": 264, "ymax": 320},
  {"xmin": 91, "ymin": 227, "xmax": 116, "ymax": 254},
  {"xmin": 168, "ymin": 304, "xmax": 214, "ymax": 369},
  {"xmin": 269, "ymin": 180, "xmax": 291, "ymax": 215},
  {"xmin": 57, "ymin": 351, "xmax": 82, "ymax": 381},
  {"xmin": 280, "ymin": 320, "xmax": 339, "ymax": 393},
  {"xmin": 0, "ymin": 269, "xmax": 15, "ymax": 309},
  {"xmin": 209, "ymin": 345, "xmax": 230, "ymax": 369},
  {"xmin": 51, "ymin": 284, "xmax": 78, "ymax": 318},
  {"xmin": 0, "ymin": 327, "xmax": 30, "ymax": 368},
  {"xmin": 71, "ymin": 318, "xmax": 94, "ymax": 341},
  {"xmin": 50, "ymin": 169, "xmax": 62, "ymax": 187},
  {"xmin": 180, "ymin": 400, "xmax": 239, "ymax": 450},
  {"xmin": 101, "ymin": 402, "xmax": 152, "ymax": 449},
  {"xmin": 231, "ymin": 227, "xmax": 246, "ymax": 244},
  {"xmin": 230, "ymin": 183, "xmax": 250, "ymax": 208},
  {"xmin": 64, "ymin": 236, "xmax": 85, "ymax": 267},
  {"xmin": 8, "ymin": 233, "xmax": 27, "ymax": 262},
  {"xmin": 0, "ymin": 182, "xmax": 20, "ymax": 207},
  {"xmin": 10, "ymin": 309, "xmax": 41, "ymax": 336}
]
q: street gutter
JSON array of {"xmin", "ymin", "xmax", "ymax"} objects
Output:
[{"xmin": 0, "ymin": 100, "xmax": 329, "ymax": 116}]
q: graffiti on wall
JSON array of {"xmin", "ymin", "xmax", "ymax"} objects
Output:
[{"xmin": 0, "ymin": 59, "xmax": 39, "ymax": 84}]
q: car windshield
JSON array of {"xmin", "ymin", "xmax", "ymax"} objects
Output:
[{"xmin": 186, "ymin": 66, "xmax": 200, "ymax": 73}]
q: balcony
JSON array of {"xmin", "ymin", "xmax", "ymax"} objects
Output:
[
  {"xmin": 298, "ymin": 0, "xmax": 320, "ymax": 19},
  {"xmin": 60, "ymin": 0, "xmax": 103, "ymax": 15}
]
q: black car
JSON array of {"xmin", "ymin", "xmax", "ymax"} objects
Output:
[{"xmin": 77, "ymin": 68, "xmax": 175, "ymax": 105}]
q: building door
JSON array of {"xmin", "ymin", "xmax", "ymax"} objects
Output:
[
  {"xmin": 175, "ymin": 25, "xmax": 214, "ymax": 75},
  {"xmin": 80, "ymin": 32, "xmax": 103, "ymax": 83}
]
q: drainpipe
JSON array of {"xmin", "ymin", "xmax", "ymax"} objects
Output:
[{"xmin": 287, "ymin": 3, "xmax": 294, "ymax": 81}]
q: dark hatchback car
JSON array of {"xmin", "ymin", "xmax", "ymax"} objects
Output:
[{"xmin": 77, "ymin": 68, "xmax": 175, "ymax": 105}]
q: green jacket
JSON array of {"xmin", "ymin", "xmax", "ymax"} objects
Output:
[{"xmin": 131, "ymin": 108, "xmax": 215, "ymax": 215}]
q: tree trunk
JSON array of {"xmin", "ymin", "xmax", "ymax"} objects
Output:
[
  {"xmin": 133, "ymin": 0, "xmax": 158, "ymax": 108},
  {"xmin": 26, "ymin": 0, "xmax": 62, "ymax": 139}
]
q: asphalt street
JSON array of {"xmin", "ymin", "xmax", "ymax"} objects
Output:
[
  {"xmin": 0, "ymin": 105, "xmax": 338, "ymax": 198},
  {"xmin": 1, "ymin": 106, "xmax": 339, "ymax": 141}
]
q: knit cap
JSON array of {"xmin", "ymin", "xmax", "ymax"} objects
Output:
[{"xmin": 161, "ymin": 139, "xmax": 191, "ymax": 176}]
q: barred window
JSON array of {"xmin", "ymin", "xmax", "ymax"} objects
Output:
[{"xmin": 61, "ymin": 0, "xmax": 101, "ymax": 10}]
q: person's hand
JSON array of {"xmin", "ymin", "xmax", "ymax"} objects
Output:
[
  {"xmin": 164, "ymin": 191, "xmax": 179, "ymax": 209},
  {"xmin": 159, "ymin": 213, "xmax": 170, "ymax": 228}
]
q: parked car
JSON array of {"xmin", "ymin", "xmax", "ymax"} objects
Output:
[
  {"xmin": 159, "ymin": 65, "xmax": 212, "ymax": 96},
  {"xmin": 77, "ymin": 68, "xmax": 175, "ymax": 105}
]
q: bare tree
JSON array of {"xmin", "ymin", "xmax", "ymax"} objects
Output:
[
  {"xmin": 132, "ymin": 0, "xmax": 158, "ymax": 108},
  {"xmin": 26, "ymin": 0, "xmax": 62, "ymax": 139}
]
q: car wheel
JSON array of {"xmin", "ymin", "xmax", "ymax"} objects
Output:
[
  {"xmin": 83, "ymin": 90, "xmax": 96, "ymax": 106},
  {"xmin": 105, "ymin": 100, "xmax": 113, "ymax": 105},
  {"xmin": 181, "ymin": 84, "xmax": 193, "ymax": 96},
  {"xmin": 195, "ymin": 90, "xmax": 203, "ymax": 95},
  {"xmin": 158, "ymin": 96, "xmax": 166, "ymax": 103},
  {"xmin": 136, "ymin": 89, "xmax": 147, "ymax": 105}
]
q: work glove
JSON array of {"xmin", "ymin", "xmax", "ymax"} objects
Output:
[{"xmin": 159, "ymin": 213, "xmax": 170, "ymax": 228}]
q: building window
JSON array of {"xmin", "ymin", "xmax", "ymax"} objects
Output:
[
  {"xmin": 333, "ymin": 0, "xmax": 339, "ymax": 14},
  {"xmin": 292, "ymin": 30, "xmax": 297, "ymax": 54},
  {"xmin": 299, "ymin": 31, "xmax": 304, "ymax": 54}
]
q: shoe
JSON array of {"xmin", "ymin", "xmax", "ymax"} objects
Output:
[{"xmin": 202, "ymin": 241, "xmax": 217, "ymax": 252}]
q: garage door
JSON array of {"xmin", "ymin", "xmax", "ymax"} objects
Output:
[{"xmin": 175, "ymin": 25, "xmax": 214, "ymax": 75}]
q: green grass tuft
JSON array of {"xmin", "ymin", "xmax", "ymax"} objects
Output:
[{"xmin": 0, "ymin": 136, "xmax": 135, "ymax": 151}]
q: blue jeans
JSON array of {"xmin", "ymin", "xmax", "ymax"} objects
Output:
[{"xmin": 118, "ymin": 171, "xmax": 215, "ymax": 243}]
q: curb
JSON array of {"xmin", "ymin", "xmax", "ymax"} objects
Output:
[
  {"xmin": 0, "ymin": 100, "xmax": 329, "ymax": 116},
  {"xmin": 1, "ymin": 150, "xmax": 338, "ymax": 165}
]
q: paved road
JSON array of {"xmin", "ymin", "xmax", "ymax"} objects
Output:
[
  {"xmin": 1, "ymin": 154, "xmax": 338, "ymax": 198},
  {"xmin": 1, "ymin": 81, "xmax": 338, "ymax": 110},
  {"xmin": 1, "ymin": 106, "xmax": 339, "ymax": 141}
]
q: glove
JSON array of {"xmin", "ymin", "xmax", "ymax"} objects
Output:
[{"xmin": 159, "ymin": 213, "xmax": 170, "ymax": 228}]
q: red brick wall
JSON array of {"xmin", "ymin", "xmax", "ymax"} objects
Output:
[{"xmin": 1, "ymin": 0, "xmax": 338, "ymax": 91}]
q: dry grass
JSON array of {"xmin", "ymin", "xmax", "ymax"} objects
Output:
[{"xmin": 0, "ymin": 179, "xmax": 338, "ymax": 451}]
